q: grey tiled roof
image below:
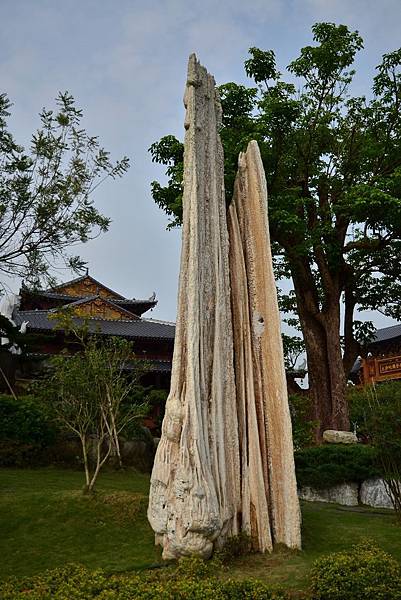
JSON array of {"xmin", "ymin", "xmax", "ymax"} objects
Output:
[
  {"xmin": 24, "ymin": 289, "xmax": 157, "ymax": 308},
  {"xmin": 372, "ymin": 324, "xmax": 401, "ymax": 343},
  {"xmin": 14, "ymin": 310, "xmax": 175, "ymax": 341}
]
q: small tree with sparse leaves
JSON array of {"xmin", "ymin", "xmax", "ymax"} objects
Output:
[
  {"xmin": 41, "ymin": 330, "xmax": 147, "ymax": 493},
  {"xmin": 0, "ymin": 91, "xmax": 129, "ymax": 288}
]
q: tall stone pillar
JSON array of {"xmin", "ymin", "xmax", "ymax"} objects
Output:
[
  {"xmin": 148, "ymin": 58, "xmax": 301, "ymax": 559},
  {"xmin": 228, "ymin": 141, "xmax": 301, "ymax": 550},
  {"xmin": 147, "ymin": 54, "xmax": 240, "ymax": 559}
]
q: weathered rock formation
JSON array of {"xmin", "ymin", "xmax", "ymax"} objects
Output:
[
  {"xmin": 228, "ymin": 141, "xmax": 301, "ymax": 551},
  {"xmin": 148, "ymin": 54, "xmax": 240, "ymax": 559},
  {"xmin": 298, "ymin": 483, "xmax": 359, "ymax": 506},
  {"xmin": 148, "ymin": 56, "xmax": 301, "ymax": 559}
]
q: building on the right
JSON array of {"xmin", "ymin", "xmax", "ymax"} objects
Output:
[{"xmin": 357, "ymin": 324, "xmax": 401, "ymax": 384}]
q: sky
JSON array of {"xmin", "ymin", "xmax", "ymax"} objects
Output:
[{"xmin": 1, "ymin": 0, "xmax": 401, "ymax": 326}]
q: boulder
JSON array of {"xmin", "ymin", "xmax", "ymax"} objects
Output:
[
  {"xmin": 360, "ymin": 478, "xmax": 394, "ymax": 509},
  {"xmin": 323, "ymin": 430, "xmax": 358, "ymax": 444},
  {"xmin": 298, "ymin": 483, "xmax": 359, "ymax": 506}
]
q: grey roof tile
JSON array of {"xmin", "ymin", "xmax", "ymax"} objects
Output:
[
  {"xmin": 23, "ymin": 289, "xmax": 157, "ymax": 308},
  {"xmin": 14, "ymin": 310, "xmax": 175, "ymax": 340},
  {"xmin": 372, "ymin": 324, "xmax": 401, "ymax": 343}
]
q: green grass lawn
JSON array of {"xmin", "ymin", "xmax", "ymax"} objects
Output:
[
  {"xmin": 1, "ymin": 467, "xmax": 401, "ymax": 596},
  {"xmin": 0, "ymin": 468, "xmax": 161, "ymax": 579}
]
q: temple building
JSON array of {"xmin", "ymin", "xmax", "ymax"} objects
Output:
[
  {"xmin": 13, "ymin": 273, "xmax": 175, "ymax": 390},
  {"xmin": 351, "ymin": 323, "xmax": 401, "ymax": 385},
  {"xmin": 360, "ymin": 323, "xmax": 401, "ymax": 384}
]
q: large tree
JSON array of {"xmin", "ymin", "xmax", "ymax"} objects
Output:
[
  {"xmin": 0, "ymin": 91, "xmax": 129, "ymax": 287},
  {"xmin": 149, "ymin": 23, "xmax": 401, "ymax": 434}
]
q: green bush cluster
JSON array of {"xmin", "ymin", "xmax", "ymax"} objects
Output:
[
  {"xmin": 0, "ymin": 561, "xmax": 290, "ymax": 599},
  {"xmin": 216, "ymin": 532, "xmax": 253, "ymax": 562},
  {"xmin": 310, "ymin": 540, "xmax": 401, "ymax": 599},
  {"xmin": 295, "ymin": 444, "xmax": 381, "ymax": 489},
  {"xmin": 2, "ymin": 544, "xmax": 401, "ymax": 599},
  {"xmin": 349, "ymin": 381, "xmax": 401, "ymax": 462},
  {"xmin": 348, "ymin": 381, "xmax": 401, "ymax": 446},
  {"xmin": 0, "ymin": 394, "xmax": 57, "ymax": 466},
  {"xmin": 288, "ymin": 394, "xmax": 317, "ymax": 450}
]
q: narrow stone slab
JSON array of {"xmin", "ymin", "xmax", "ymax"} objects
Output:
[{"xmin": 228, "ymin": 141, "xmax": 301, "ymax": 550}]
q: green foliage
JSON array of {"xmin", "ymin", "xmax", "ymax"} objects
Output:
[
  {"xmin": 145, "ymin": 387, "xmax": 168, "ymax": 431},
  {"xmin": 216, "ymin": 532, "xmax": 253, "ymax": 562},
  {"xmin": 310, "ymin": 540, "xmax": 401, "ymax": 599},
  {"xmin": 0, "ymin": 394, "xmax": 54, "ymax": 444},
  {"xmin": 149, "ymin": 134, "xmax": 184, "ymax": 229},
  {"xmin": 348, "ymin": 382, "xmax": 401, "ymax": 514},
  {"xmin": 295, "ymin": 444, "xmax": 381, "ymax": 489},
  {"xmin": 0, "ymin": 561, "xmax": 290, "ymax": 600},
  {"xmin": 39, "ymin": 332, "xmax": 148, "ymax": 490},
  {"xmin": 149, "ymin": 22, "xmax": 401, "ymax": 427},
  {"xmin": 0, "ymin": 394, "xmax": 56, "ymax": 465},
  {"xmin": 348, "ymin": 381, "xmax": 401, "ymax": 450},
  {"xmin": 288, "ymin": 394, "xmax": 316, "ymax": 450},
  {"xmin": 0, "ymin": 91, "xmax": 129, "ymax": 287}
]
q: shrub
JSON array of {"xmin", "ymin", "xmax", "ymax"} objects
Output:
[
  {"xmin": 348, "ymin": 381, "xmax": 401, "ymax": 442},
  {"xmin": 288, "ymin": 393, "xmax": 317, "ymax": 450},
  {"xmin": 0, "ymin": 394, "xmax": 56, "ymax": 445},
  {"xmin": 0, "ymin": 561, "xmax": 290, "ymax": 599},
  {"xmin": 348, "ymin": 382, "xmax": 401, "ymax": 515},
  {"xmin": 310, "ymin": 540, "xmax": 401, "ymax": 599},
  {"xmin": 217, "ymin": 532, "xmax": 253, "ymax": 562},
  {"xmin": 295, "ymin": 444, "xmax": 381, "ymax": 489},
  {"xmin": 0, "ymin": 394, "xmax": 57, "ymax": 466}
]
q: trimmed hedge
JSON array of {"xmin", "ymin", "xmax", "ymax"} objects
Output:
[
  {"xmin": 311, "ymin": 540, "xmax": 401, "ymax": 599},
  {"xmin": 0, "ymin": 560, "xmax": 290, "ymax": 599},
  {"xmin": 295, "ymin": 444, "xmax": 381, "ymax": 489}
]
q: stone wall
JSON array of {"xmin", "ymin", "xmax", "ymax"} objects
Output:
[{"xmin": 299, "ymin": 478, "xmax": 394, "ymax": 509}]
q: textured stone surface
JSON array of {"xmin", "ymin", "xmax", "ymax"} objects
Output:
[
  {"xmin": 323, "ymin": 430, "xmax": 358, "ymax": 444},
  {"xmin": 298, "ymin": 483, "xmax": 359, "ymax": 506},
  {"xmin": 148, "ymin": 56, "xmax": 301, "ymax": 559},
  {"xmin": 148, "ymin": 55, "xmax": 240, "ymax": 559},
  {"xmin": 228, "ymin": 141, "xmax": 301, "ymax": 551},
  {"xmin": 360, "ymin": 478, "xmax": 394, "ymax": 509}
]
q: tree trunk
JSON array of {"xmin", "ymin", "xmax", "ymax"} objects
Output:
[
  {"xmin": 106, "ymin": 388, "xmax": 123, "ymax": 469},
  {"xmin": 323, "ymin": 304, "xmax": 349, "ymax": 431},
  {"xmin": 80, "ymin": 434, "xmax": 91, "ymax": 490},
  {"xmin": 342, "ymin": 287, "xmax": 360, "ymax": 378},
  {"xmin": 291, "ymin": 267, "xmax": 349, "ymax": 436},
  {"xmin": 88, "ymin": 435, "xmax": 112, "ymax": 493},
  {"xmin": 299, "ymin": 305, "xmax": 349, "ymax": 435}
]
